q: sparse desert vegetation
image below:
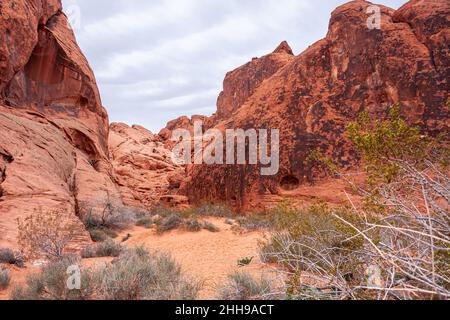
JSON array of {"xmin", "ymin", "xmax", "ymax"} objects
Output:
[
  {"xmin": 132, "ymin": 205, "xmax": 223, "ymax": 234},
  {"xmin": 11, "ymin": 255, "xmax": 93, "ymax": 300},
  {"xmin": 11, "ymin": 247, "xmax": 201, "ymax": 300},
  {"xmin": 93, "ymin": 247, "xmax": 201, "ymax": 300},
  {"xmin": 218, "ymin": 272, "xmax": 280, "ymax": 300},
  {"xmin": 81, "ymin": 198, "xmax": 139, "ymax": 242},
  {"xmin": 233, "ymin": 108, "xmax": 450, "ymax": 300},
  {"xmin": 8, "ymin": 109, "xmax": 447, "ymax": 301},
  {"xmin": 7, "ymin": 110, "xmax": 447, "ymax": 301},
  {"xmin": 0, "ymin": 266, "xmax": 11, "ymax": 290},
  {"xmin": 0, "ymin": 248, "xmax": 24, "ymax": 268},
  {"xmin": 81, "ymin": 240, "xmax": 123, "ymax": 259},
  {"xmin": 17, "ymin": 208, "xmax": 81, "ymax": 260}
]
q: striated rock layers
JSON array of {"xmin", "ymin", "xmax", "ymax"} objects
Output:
[
  {"xmin": 160, "ymin": 0, "xmax": 449, "ymax": 210},
  {"xmin": 0, "ymin": 0, "xmax": 121, "ymax": 249}
]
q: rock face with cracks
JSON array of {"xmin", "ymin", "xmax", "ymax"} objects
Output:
[
  {"xmin": 163, "ymin": 0, "xmax": 449, "ymax": 210},
  {"xmin": 0, "ymin": 0, "xmax": 121, "ymax": 250}
]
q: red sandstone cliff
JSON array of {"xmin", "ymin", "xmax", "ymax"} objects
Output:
[
  {"xmin": 0, "ymin": 0, "xmax": 121, "ymax": 248},
  {"xmin": 0, "ymin": 0, "xmax": 448, "ymax": 238},
  {"xmin": 160, "ymin": 0, "xmax": 449, "ymax": 210}
]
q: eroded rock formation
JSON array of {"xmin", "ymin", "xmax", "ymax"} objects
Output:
[
  {"xmin": 166, "ymin": 0, "xmax": 449, "ymax": 210},
  {"xmin": 0, "ymin": 0, "xmax": 448, "ymax": 244},
  {"xmin": 109, "ymin": 123, "xmax": 187, "ymax": 209},
  {"xmin": 0, "ymin": 0, "xmax": 121, "ymax": 249}
]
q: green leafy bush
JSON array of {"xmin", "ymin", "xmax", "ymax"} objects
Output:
[
  {"xmin": 346, "ymin": 105, "xmax": 447, "ymax": 183},
  {"xmin": 257, "ymin": 106, "xmax": 450, "ymax": 300}
]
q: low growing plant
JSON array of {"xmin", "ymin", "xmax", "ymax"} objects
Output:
[
  {"xmin": 81, "ymin": 240, "xmax": 123, "ymax": 259},
  {"xmin": 17, "ymin": 209, "xmax": 80, "ymax": 260},
  {"xmin": 217, "ymin": 272, "xmax": 281, "ymax": 300},
  {"xmin": 11, "ymin": 256, "xmax": 93, "ymax": 300},
  {"xmin": 0, "ymin": 266, "xmax": 11, "ymax": 290},
  {"xmin": 93, "ymin": 247, "xmax": 201, "ymax": 300},
  {"xmin": 0, "ymin": 248, "xmax": 24, "ymax": 267}
]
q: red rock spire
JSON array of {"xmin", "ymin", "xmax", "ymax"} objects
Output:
[{"xmin": 272, "ymin": 41, "xmax": 294, "ymax": 55}]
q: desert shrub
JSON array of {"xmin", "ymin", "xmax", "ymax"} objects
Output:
[
  {"xmin": 83, "ymin": 205, "xmax": 122, "ymax": 242},
  {"xmin": 191, "ymin": 203, "xmax": 234, "ymax": 218},
  {"xmin": 238, "ymin": 257, "xmax": 254, "ymax": 267},
  {"xmin": 11, "ymin": 256, "xmax": 93, "ymax": 300},
  {"xmin": 81, "ymin": 240, "xmax": 123, "ymax": 259},
  {"xmin": 80, "ymin": 246, "xmax": 97, "ymax": 259},
  {"xmin": 11, "ymin": 248, "xmax": 200, "ymax": 300},
  {"xmin": 81, "ymin": 197, "xmax": 137, "ymax": 235},
  {"xmin": 0, "ymin": 248, "xmax": 15, "ymax": 264},
  {"xmin": 88, "ymin": 229, "xmax": 109, "ymax": 243},
  {"xmin": 93, "ymin": 247, "xmax": 201, "ymax": 300},
  {"xmin": 17, "ymin": 209, "xmax": 80, "ymax": 260},
  {"xmin": 0, "ymin": 248, "xmax": 24, "ymax": 267},
  {"xmin": 156, "ymin": 213, "xmax": 183, "ymax": 234},
  {"xmin": 184, "ymin": 219, "xmax": 203, "ymax": 232},
  {"xmin": 150, "ymin": 206, "xmax": 179, "ymax": 218},
  {"xmin": 260, "ymin": 106, "xmax": 450, "ymax": 300},
  {"xmin": 136, "ymin": 216, "xmax": 153, "ymax": 229},
  {"xmin": 82, "ymin": 211, "xmax": 102, "ymax": 230},
  {"xmin": 260, "ymin": 204, "xmax": 370, "ymax": 300},
  {"xmin": 94, "ymin": 240, "xmax": 123, "ymax": 258},
  {"xmin": 0, "ymin": 266, "xmax": 11, "ymax": 290},
  {"xmin": 346, "ymin": 105, "xmax": 447, "ymax": 183},
  {"xmin": 87, "ymin": 227, "xmax": 118, "ymax": 243},
  {"xmin": 236, "ymin": 214, "xmax": 272, "ymax": 231},
  {"xmin": 105, "ymin": 208, "xmax": 136, "ymax": 230},
  {"xmin": 102, "ymin": 228, "xmax": 119, "ymax": 239},
  {"xmin": 202, "ymin": 222, "xmax": 220, "ymax": 233},
  {"xmin": 340, "ymin": 107, "xmax": 450, "ymax": 299},
  {"xmin": 217, "ymin": 272, "xmax": 280, "ymax": 300}
]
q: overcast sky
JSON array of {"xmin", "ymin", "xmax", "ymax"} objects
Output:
[{"xmin": 62, "ymin": 0, "xmax": 406, "ymax": 132}]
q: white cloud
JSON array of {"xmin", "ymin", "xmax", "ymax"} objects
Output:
[{"xmin": 63, "ymin": 0, "xmax": 407, "ymax": 132}]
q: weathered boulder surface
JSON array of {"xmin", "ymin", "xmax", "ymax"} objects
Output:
[
  {"xmin": 174, "ymin": 0, "xmax": 449, "ymax": 210},
  {"xmin": 0, "ymin": 0, "xmax": 121, "ymax": 249}
]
